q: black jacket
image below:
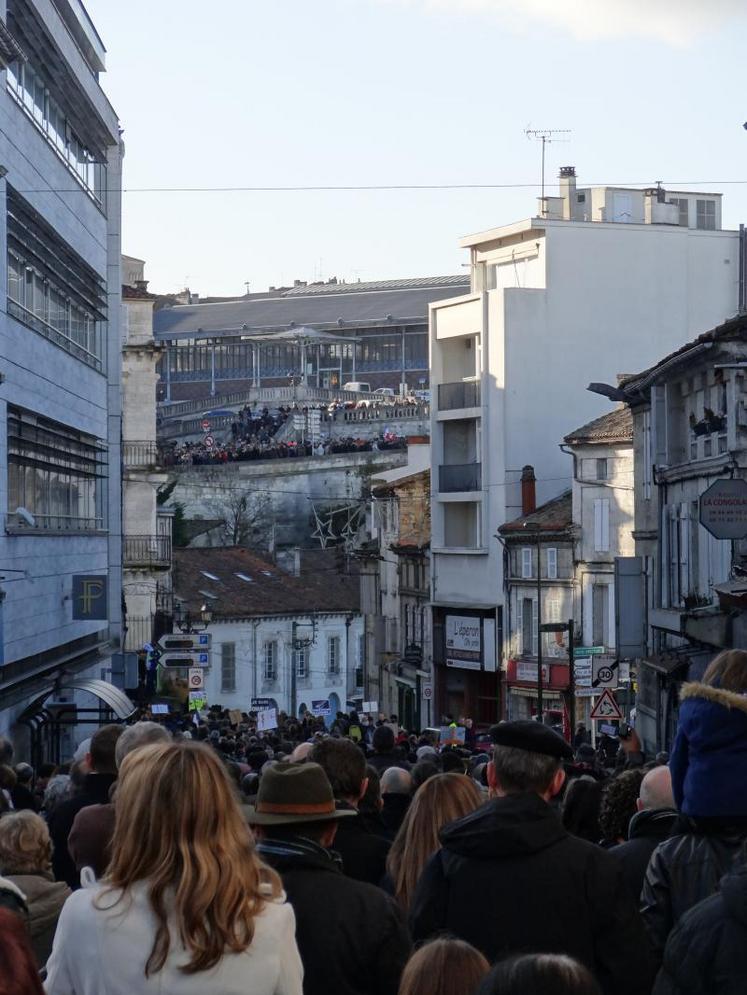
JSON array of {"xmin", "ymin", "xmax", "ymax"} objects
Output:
[
  {"xmin": 610, "ymin": 808, "xmax": 678, "ymax": 902},
  {"xmin": 332, "ymin": 806, "xmax": 391, "ymax": 886},
  {"xmin": 48, "ymin": 772, "xmax": 117, "ymax": 889},
  {"xmin": 410, "ymin": 792, "xmax": 654, "ymax": 995},
  {"xmin": 258, "ymin": 836, "xmax": 410, "ymax": 995},
  {"xmin": 653, "ymin": 866, "xmax": 747, "ymax": 995},
  {"xmin": 366, "ymin": 752, "xmax": 410, "ymax": 776},
  {"xmin": 641, "ymin": 822, "xmax": 747, "ymax": 962},
  {"xmin": 381, "ymin": 794, "xmax": 411, "ymax": 839}
]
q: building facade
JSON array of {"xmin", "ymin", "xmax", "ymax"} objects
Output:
[
  {"xmin": 593, "ymin": 315, "xmax": 747, "ymax": 753},
  {"xmin": 0, "ymin": 0, "xmax": 124, "ymax": 755},
  {"xmin": 429, "ymin": 167, "xmax": 741, "ymax": 722},
  {"xmin": 154, "ymin": 275, "xmax": 469, "ymax": 403},
  {"xmin": 173, "ymin": 547, "xmax": 363, "ymax": 719}
]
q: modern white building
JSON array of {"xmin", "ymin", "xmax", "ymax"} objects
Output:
[
  {"xmin": 0, "ymin": 0, "xmax": 127, "ymax": 758},
  {"xmin": 429, "ymin": 168, "xmax": 741, "ymax": 721},
  {"xmin": 173, "ymin": 547, "xmax": 364, "ymax": 719}
]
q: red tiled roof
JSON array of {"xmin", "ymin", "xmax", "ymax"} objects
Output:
[
  {"xmin": 122, "ymin": 284, "xmax": 158, "ymax": 301},
  {"xmin": 499, "ymin": 490, "xmax": 573, "ymax": 534}
]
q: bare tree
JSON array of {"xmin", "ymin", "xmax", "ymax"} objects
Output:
[{"xmin": 210, "ymin": 491, "xmax": 273, "ymax": 548}]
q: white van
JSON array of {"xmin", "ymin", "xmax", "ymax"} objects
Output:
[{"xmin": 342, "ymin": 382, "xmax": 371, "ymax": 394}]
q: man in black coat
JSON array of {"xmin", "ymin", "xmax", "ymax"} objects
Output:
[
  {"xmin": 249, "ymin": 762, "xmax": 411, "ymax": 995},
  {"xmin": 48, "ymin": 724, "xmax": 123, "ymax": 889},
  {"xmin": 410, "ymin": 721, "xmax": 654, "ymax": 995},
  {"xmin": 310, "ymin": 738, "xmax": 390, "ymax": 886},
  {"xmin": 654, "ymin": 865, "xmax": 747, "ymax": 994},
  {"xmin": 366, "ymin": 726, "xmax": 410, "ymax": 776},
  {"xmin": 610, "ymin": 765, "xmax": 677, "ymax": 901}
]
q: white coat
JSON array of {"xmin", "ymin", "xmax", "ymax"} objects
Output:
[{"xmin": 45, "ymin": 879, "xmax": 303, "ymax": 995}]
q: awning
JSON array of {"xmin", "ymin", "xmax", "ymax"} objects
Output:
[
  {"xmin": 641, "ymin": 648, "xmax": 711, "ymax": 677},
  {"xmin": 19, "ymin": 678, "xmax": 136, "ymax": 723},
  {"xmin": 508, "ymin": 687, "xmax": 564, "ymax": 701},
  {"xmin": 394, "ymin": 676, "xmax": 417, "ymax": 690}
]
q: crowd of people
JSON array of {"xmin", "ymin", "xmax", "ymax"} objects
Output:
[
  {"xmin": 163, "ymin": 432, "xmax": 406, "ymax": 466},
  {"xmin": 3, "ymin": 648, "xmax": 747, "ymax": 992}
]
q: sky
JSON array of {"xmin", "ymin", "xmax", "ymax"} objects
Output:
[{"xmin": 85, "ymin": 0, "xmax": 747, "ymax": 297}]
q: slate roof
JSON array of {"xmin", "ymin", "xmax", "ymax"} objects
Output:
[
  {"xmin": 122, "ymin": 284, "xmax": 158, "ymax": 301},
  {"xmin": 563, "ymin": 406, "xmax": 633, "ymax": 445},
  {"xmin": 283, "ymin": 275, "xmax": 470, "ymax": 297},
  {"xmin": 173, "ymin": 547, "xmax": 360, "ymax": 619},
  {"xmin": 153, "ymin": 278, "xmax": 469, "ymax": 340},
  {"xmin": 499, "ymin": 490, "xmax": 573, "ymax": 535}
]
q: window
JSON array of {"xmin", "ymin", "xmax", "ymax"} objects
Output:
[
  {"xmin": 8, "ymin": 406, "xmax": 106, "ymax": 531},
  {"xmin": 546, "ymin": 547, "xmax": 558, "ymax": 580},
  {"xmin": 642, "ymin": 409, "xmax": 653, "ymax": 500},
  {"xmin": 670, "ymin": 198, "xmax": 689, "ymax": 227},
  {"xmin": 6, "ymin": 60, "xmax": 107, "ymax": 207},
  {"xmin": 7, "ymin": 191, "xmax": 106, "ymax": 370},
  {"xmin": 263, "ymin": 641, "xmax": 277, "ymax": 682},
  {"xmin": 696, "ymin": 199, "xmax": 716, "ymax": 231},
  {"xmin": 327, "ymin": 636, "xmax": 340, "ymax": 675},
  {"xmin": 358, "ymin": 633, "xmax": 366, "ymax": 666},
  {"xmin": 592, "ymin": 586, "xmax": 609, "ymax": 647},
  {"xmin": 521, "ymin": 547, "xmax": 533, "ymax": 579},
  {"xmin": 594, "ymin": 499, "xmax": 610, "ymax": 553},
  {"xmin": 596, "ymin": 458, "xmax": 608, "ymax": 481},
  {"xmin": 295, "ymin": 645, "xmax": 308, "ymax": 679},
  {"xmin": 521, "ymin": 598, "xmax": 538, "ymax": 656},
  {"xmin": 221, "ymin": 643, "xmax": 236, "ymax": 693}
]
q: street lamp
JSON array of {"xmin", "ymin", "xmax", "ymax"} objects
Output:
[{"xmin": 174, "ymin": 602, "xmax": 214, "ymax": 633}]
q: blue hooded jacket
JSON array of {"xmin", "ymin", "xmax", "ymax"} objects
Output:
[{"xmin": 670, "ymin": 682, "xmax": 747, "ymax": 819}]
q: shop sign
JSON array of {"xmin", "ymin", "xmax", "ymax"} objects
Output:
[{"xmin": 445, "ymin": 615, "xmax": 481, "ymax": 671}]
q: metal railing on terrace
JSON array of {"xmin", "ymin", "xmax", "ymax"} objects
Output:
[
  {"xmin": 158, "ymin": 384, "xmax": 384, "ymax": 420},
  {"xmin": 439, "ymin": 462, "xmax": 482, "ymax": 492},
  {"xmin": 437, "ymin": 380, "xmax": 480, "ymax": 411},
  {"xmin": 123, "ymin": 534, "xmax": 172, "ymax": 569}
]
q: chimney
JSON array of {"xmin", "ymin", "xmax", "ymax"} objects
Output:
[
  {"xmin": 559, "ymin": 166, "xmax": 577, "ymax": 221},
  {"xmin": 521, "ymin": 465, "xmax": 537, "ymax": 516}
]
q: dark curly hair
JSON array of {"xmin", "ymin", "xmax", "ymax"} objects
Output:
[{"xmin": 598, "ymin": 769, "xmax": 644, "ymax": 843}]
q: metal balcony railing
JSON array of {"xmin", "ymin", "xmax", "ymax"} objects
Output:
[
  {"xmin": 123, "ymin": 534, "xmax": 172, "ymax": 569},
  {"xmin": 439, "ymin": 462, "xmax": 482, "ymax": 492},
  {"xmin": 123, "ymin": 615, "xmax": 154, "ymax": 652},
  {"xmin": 123, "ymin": 441, "xmax": 161, "ymax": 468},
  {"xmin": 438, "ymin": 380, "xmax": 480, "ymax": 411}
]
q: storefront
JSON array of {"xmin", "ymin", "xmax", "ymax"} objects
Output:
[
  {"xmin": 504, "ymin": 659, "xmax": 570, "ymax": 725},
  {"xmin": 432, "ymin": 607, "xmax": 502, "ymax": 725}
]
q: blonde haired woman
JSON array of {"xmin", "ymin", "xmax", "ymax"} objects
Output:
[
  {"xmin": 386, "ymin": 772, "xmax": 482, "ymax": 910},
  {"xmin": 46, "ymin": 741, "xmax": 303, "ymax": 995}
]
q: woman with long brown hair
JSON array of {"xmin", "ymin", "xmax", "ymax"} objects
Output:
[
  {"xmin": 386, "ymin": 772, "xmax": 482, "ymax": 910},
  {"xmin": 398, "ymin": 938, "xmax": 489, "ymax": 995},
  {"xmin": 45, "ymin": 741, "xmax": 303, "ymax": 995}
]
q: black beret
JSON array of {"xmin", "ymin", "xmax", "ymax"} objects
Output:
[{"xmin": 488, "ymin": 720, "xmax": 573, "ymax": 760}]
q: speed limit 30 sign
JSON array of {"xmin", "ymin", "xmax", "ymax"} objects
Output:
[
  {"xmin": 188, "ymin": 668, "xmax": 204, "ymax": 690},
  {"xmin": 592, "ymin": 659, "xmax": 617, "ymax": 688}
]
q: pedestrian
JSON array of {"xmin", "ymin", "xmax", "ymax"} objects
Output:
[
  {"xmin": 310, "ymin": 738, "xmax": 390, "ymax": 885},
  {"xmin": 367, "ymin": 726, "xmax": 411, "ymax": 775},
  {"xmin": 249, "ymin": 761, "xmax": 411, "ymax": 995},
  {"xmin": 476, "ymin": 954, "xmax": 602, "ymax": 995},
  {"xmin": 398, "ymin": 938, "xmax": 489, "ymax": 995},
  {"xmin": 642, "ymin": 649, "xmax": 747, "ymax": 961},
  {"xmin": 48, "ymin": 724, "xmax": 124, "ymax": 889},
  {"xmin": 410, "ymin": 721, "xmax": 654, "ymax": 995},
  {"xmin": 561, "ymin": 776, "xmax": 604, "ymax": 844},
  {"xmin": 598, "ymin": 769, "xmax": 644, "ymax": 846},
  {"xmin": 380, "ymin": 767, "xmax": 413, "ymax": 839},
  {"xmin": 0, "ymin": 907, "xmax": 46, "ymax": 995},
  {"xmin": 0, "ymin": 810, "xmax": 70, "ymax": 968},
  {"xmin": 67, "ymin": 721, "xmax": 171, "ymax": 880},
  {"xmin": 609, "ymin": 766, "xmax": 677, "ymax": 902},
  {"xmin": 11, "ymin": 764, "xmax": 38, "ymax": 812},
  {"xmin": 653, "ymin": 863, "xmax": 747, "ymax": 995},
  {"xmin": 386, "ymin": 773, "xmax": 482, "ymax": 911},
  {"xmin": 45, "ymin": 741, "xmax": 303, "ymax": 995}
]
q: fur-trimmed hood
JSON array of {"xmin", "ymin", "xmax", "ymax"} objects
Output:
[
  {"xmin": 671, "ymin": 681, "xmax": 747, "ymax": 819},
  {"xmin": 680, "ymin": 682, "xmax": 747, "ymax": 714}
]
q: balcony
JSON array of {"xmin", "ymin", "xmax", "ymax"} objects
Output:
[
  {"xmin": 123, "ymin": 534, "xmax": 172, "ymax": 570},
  {"xmin": 439, "ymin": 462, "xmax": 482, "ymax": 492},
  {"xmin": 438, "ymin": 381, "xmax": 480, "ymax": 411},
  {"xmin": 123, "ymin": 441, "xmax": 161, "ymax": 469}
]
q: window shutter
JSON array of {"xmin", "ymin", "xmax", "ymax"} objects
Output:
[
  {"xmin": 522, "ymin": 547, "xmax": 532, "ymax": 578},
  {"xmin": 594, "ymin": 499, "xmax": 610, "ymax": 552},
  {"xmin": 547, "ymin": 547, "xmax": 558, "ymax": 579},
  {"xmin": 651, "ymin": 385, "xmax": 668, "ymax": 467},
  {"xmin": 532, "ymin": 599, "xmax": 538, "ymax": 656}
]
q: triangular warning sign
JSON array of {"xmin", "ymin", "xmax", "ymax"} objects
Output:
[{"xmin": 589, "ymin": 688, "xmax": 624, "ymax": 721}]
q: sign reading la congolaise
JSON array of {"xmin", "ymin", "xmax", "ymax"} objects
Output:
[{"xmin": 699, "ymin": 478, "xmax": 747, "ymax": 540}]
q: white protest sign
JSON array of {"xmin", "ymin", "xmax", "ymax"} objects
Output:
[{"xmin": 257, "ymin": 708, "xmax": 278, "ymax": 732}]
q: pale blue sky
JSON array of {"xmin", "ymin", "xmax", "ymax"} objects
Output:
[{"xmin": 86, "ymin": 0, "xmax": 747, "ymax": 296}]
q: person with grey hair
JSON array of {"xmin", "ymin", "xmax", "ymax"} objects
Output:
[
  {"xmin": 410, "ymin": 721, "xmax": 654, "ymax": 995},
  {"xmin": 610, "ymin": 765, "xmax": 677, "ymax": 902},
  {"xmin": 381, "ymin": 766, "xmax": 413, "ymax": 839},
  {"xmin": 67, "ymin": 722, "xmax": 171, "ymax": 880}
]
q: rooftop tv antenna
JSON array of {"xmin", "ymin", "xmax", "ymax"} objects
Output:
[{"xmin": 525, "ymin": 128, "xmax": 571, "ymax": 215}]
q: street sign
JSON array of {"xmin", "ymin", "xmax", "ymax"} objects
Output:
[
  {"xmin": 540, "ymin": 622, "xmax": 568, "ymax": 633},
  {"xmin": 422, "ymin": 684, "xmax": 433, "ymax": 701},
  {"xmin": 161, "ymin": 651, "xmax": 210, "ymax": 668},
  {"xmin": 159, "ymin": 632, "xmax": 211, "ymax": 651},
  {"xmin": 201, "ymin": 419, "xmax": 211, "ymax": 432},
  {"xmin": 204, "ymin": 435, "xmax": 215, "ymax": 449},
  {"xmin": 592, "ymin": 658, "xmax": 618, "ymax": 688},
  {"xmin": 590, "ymin": 689, "xmax": 624, "ymax": 721},
  {"xmin": 574, "ymin": 646, "xmax": 606, "ymax": 657},
  {"xmin": 575, "ymin": 659, "xmax": 592, "ymax": 687},
  {"xmin": 699, "ymin": 478, "xmax": 747, "ymax": 540},
  {"xmin": 188, "ymin": 668, "xmax": 204, "ymax": 690}
]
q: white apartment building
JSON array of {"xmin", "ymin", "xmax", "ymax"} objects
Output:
[
  {"xmin": 429, "ymin": 168, "xmax": 741, "ymax": 722},
  {"xmin": 0, "ymin": 1, "xmax": 127, "ymax": 759}
]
